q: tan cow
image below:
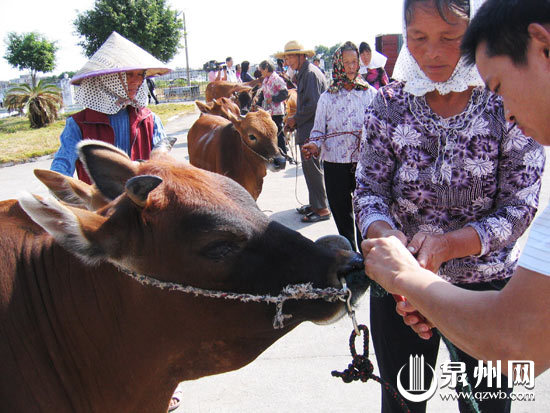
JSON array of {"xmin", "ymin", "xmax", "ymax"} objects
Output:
[
  {"xmin": 0, "ymin": 141, "xmax": 366, "ymax": 412},
  {"xmin": 187, "ymin": 109, "xmax": 286, "ymax": 200}
]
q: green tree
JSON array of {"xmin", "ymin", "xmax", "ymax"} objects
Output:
[
  {"xmin": 4, "ymin": 80, "xmax": 63, "ymax": 128},
  {"xmin": 314, "ymin": 43, "xmax": 341, "ymax": 71},
  {"xmin": 74, "ymin": 0, "xmax": 183, "ymax": 62},
  {"xmin": 3, "ymin": 32, "xmax": 57, "ymax": 87}
]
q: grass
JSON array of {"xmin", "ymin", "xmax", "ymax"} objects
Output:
[{"xmin": 0, "ymin": 103, "xmax": 195, "ymax": 164}]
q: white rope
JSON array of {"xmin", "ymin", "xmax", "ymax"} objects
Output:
[{"xmin": 115, "ymin": 265, "xmax": 348, "ymax": 329}]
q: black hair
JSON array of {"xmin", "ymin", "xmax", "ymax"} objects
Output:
[
  {"xmin": 313, "ymin": 57, "xmax": 320, "ymax": 63},
  {"xmin": 241, "ymin": 61, "xmax": 250, "ymax": 72},
  {"xmin": 462, "ymin": 0, "xmax": 550, "ymax": 66},
  {"xmin": 341, "ymin": 41, "xmax": 360, "ymax": 57},
  {"xmin": 226, "ymin": 57, "xmax": 232, "ymax": 63},
  {"xmin": 404, "ymin": 0, "xmax": 470, "ymax": 26},
  {"xmin": 359, "ymin": 42, "xmax": 371, "ymax": 54},
  {"xmin": 259, "ymin": 60, "xmax": 274, "ymax": 73}
]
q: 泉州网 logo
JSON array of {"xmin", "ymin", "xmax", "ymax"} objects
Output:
[{"xmin": 397, "ymin": 354, "xmax": 438, "ymax": 402}]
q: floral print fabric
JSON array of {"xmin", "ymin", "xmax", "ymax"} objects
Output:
[
  {"xmin": 354, "ymin": 82, "xmax": 545, "ymax": 284},
  {"xmin": 309, "ymin": 87, "xmax": 377, "ymax": 163},
  {"xmin": 260, "ymin": 71, "xmax": 287, "ymax": 116}
]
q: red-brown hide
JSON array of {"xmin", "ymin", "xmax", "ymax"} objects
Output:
[
  {"xmin": 187, "ymin": 110, "xmax": 286, "ymax": 200},
  {"xmin": 0, "ymin": 142, "xmax": 362, "ymax": 412}
]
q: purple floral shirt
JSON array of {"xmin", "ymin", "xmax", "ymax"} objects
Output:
[{"xmin": 354, "ymin": 82, "xmax": 545, "ymax": 284}]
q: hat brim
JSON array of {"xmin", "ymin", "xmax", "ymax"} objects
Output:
[
  {"xmin": 71, "ymin": 67, "xmax": 171, "ymax": 85},
  {"xmin": 275, "ymin": 50, "xmax": 315, "ymax": 59}
]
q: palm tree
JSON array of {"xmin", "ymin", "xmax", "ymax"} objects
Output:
[{"xmin": 4, "ymin": 80, "xmax": 63, "ymax": 128}]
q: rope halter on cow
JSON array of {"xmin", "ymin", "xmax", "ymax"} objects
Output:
[
  {"xmin": 114, "ymin": 264, "xmax": 364, "ymax": 329},
  {"xmin": 238, "ymin": 134, "xmax": 274, "ymax": 164}
]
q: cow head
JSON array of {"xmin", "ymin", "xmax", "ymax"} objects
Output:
[
  {"xmin": 195, "ymin": 97, "xmax": 241, "ymax": 120},
  {"xmin": 226, "ymin": 109, "xmax": 286, "ymax": 171},
  {"xmin": 19, "ymin": 142, "xmax": 366, "ymax": 377}
]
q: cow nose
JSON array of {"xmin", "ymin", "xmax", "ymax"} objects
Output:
[{"xmin": 271, "ymin": 155, "xmax": 287, "ymax": 171}]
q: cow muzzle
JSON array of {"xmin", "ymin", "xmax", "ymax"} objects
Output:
[
  {"xmin": 314, "ymin": 235, "xmax": 368, "ymax": 307},
  {"xmin": 268, "ymin": 154, "xmax": 287, "ymax": 172}
]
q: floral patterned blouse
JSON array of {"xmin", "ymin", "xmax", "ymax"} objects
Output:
[
  {"xmin": 309, "ymin": 87, "xmax": 377, "ymax": 163},
  {"xmin": 354, "ymin": 82, "xmax": 545, "ymax": 284},
  {"xmin": 260, "ymin": 72, "xmax": 287, "ymax": 116}
]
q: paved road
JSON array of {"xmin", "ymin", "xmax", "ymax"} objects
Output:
[{"xmin": 0, "ymin": 109, "xmax": 548, "ymax": 412}]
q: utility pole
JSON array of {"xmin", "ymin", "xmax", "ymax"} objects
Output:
[{"xmin": 183, "ymin": 12, "xmax": 190, "ymax": 86}]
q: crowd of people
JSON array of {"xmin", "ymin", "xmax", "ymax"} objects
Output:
[{"xmin": 50, "ymin": 0, "xmax": 550, "ymax": 411}]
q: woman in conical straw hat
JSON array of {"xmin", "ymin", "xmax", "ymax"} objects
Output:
[
  {"xmin": 354, "ymin": 1, "xmax": 544, "ymax": 412},
  {"xmin": 51, "ymin": 32, "xmax": 173, "ymax": 184}
]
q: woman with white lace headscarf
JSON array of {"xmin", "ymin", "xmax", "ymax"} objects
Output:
[{"xmin": 353, "ymin": 1, "xmax": 545, "ymax": 412}]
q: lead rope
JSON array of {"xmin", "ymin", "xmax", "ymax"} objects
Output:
[
  {"xmin": 331, "ymin": 324, "xmax": 411, "ymax": 413},
  {"xmin": 292, "ymin": 130, "xmax": 363, "ymax": 207}
]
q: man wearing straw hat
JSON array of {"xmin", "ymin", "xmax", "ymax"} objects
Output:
[
  {"xmin": 278, "ymin": 41, "xmax": 331, "ymax": 223},
  {"xmin": 51, "ymin": 31, "xmax": 173, "ymax": 185}
]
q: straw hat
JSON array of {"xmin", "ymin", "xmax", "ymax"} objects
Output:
[
  {"xmin": 274, "ymin": 40, "xmax": 315, "ymax": 59},
  {"xmin": 71, "ymin": 31, "xmax": 171, "ymax": 85}
]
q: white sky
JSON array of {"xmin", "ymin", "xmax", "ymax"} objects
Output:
[{"xmin": 0, "ymin": 0, "xmax": 403, "ymax": 82}]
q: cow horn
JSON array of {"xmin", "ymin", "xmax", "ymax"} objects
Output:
[{"xmin": 125, "ymin": 175, "xmax": 163, "ymax": 207}]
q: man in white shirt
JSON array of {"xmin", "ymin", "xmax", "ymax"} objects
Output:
[
  {"xmin": 223, "ymin": 57, "xmax": 239, "ymax": 83},
  {"xmin": 361, "ymin": 0, "xmax": 550, "ymax": 376}
]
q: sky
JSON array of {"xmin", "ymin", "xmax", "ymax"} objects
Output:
[{"xmin": 0, "ymin": 0, "xmax": 404, "ymax": 82}]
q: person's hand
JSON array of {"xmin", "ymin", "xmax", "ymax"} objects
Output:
[
  {"xmin": 301, "ymin": 142, "xmax": 319, "ymax": 160},
  {"xmin": 361, "ymin": 236, "xmax": 422, "ymax": 294},
  {"xmin": 286, "ymin": 117, "xmax": 296, "ymax": 130},
  {"xmin": 395, "ymin": 299, "xmax": 434, "ymax": 340},
  {"xmin": 378, "ymin": 228, "xmax": 408, "ymax": 246},
  {"xmin": 407, "ymin": 232, "xmax": 451, "ymax": 273},
  {"xmin": 266, "ymin": 97, "xmax": 272, "ymax": 105}
]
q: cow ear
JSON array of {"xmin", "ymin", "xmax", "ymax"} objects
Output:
[
  {"xmin": 226, "ymin": 110, "xmax": 243, "ymax": 128},
  {"xmin": 34, "ymin": 169, "xmax": 109, "ymax": 211},
  {"xmin": 18, "ymin": 193, "xmax": 108, "ymax": 265},
  {"xmin": 78, "ymin": 141, "xmax": 139, "ymax": 201},
  {"xmin": 195, "ymin": 100, "xmax": 212, "ymax": 113},
  {"xmin": 125, "ymin": 175, "xmax": 163, "ymax": 207}
]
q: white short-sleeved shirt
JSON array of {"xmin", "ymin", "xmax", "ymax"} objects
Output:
[{"xmin": 518, "ymin": 204, "xmax": 550, "ymax": 276}]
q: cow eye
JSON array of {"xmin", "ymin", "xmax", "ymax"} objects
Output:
[
  {"xmin": 249, "ymin": 135, "xmax": 257, "ymax": 141},
  {"xmin": 201, "ymin": 241, "xmax": 240, "ymax": 261}
]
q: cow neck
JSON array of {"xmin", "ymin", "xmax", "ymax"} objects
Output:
[{"xmin": 14, "ymin": 237, "xmax": 177, "ymax": 412}]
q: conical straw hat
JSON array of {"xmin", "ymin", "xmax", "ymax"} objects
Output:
[{"xmin": 71, "ymin": 31, "xmax": 171, "ymax": 85}]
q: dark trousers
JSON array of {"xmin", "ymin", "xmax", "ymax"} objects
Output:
[
  {"xmin": 323, "ymin": 161, "xmax": 362, "ymax": 251},
  {"xmin": 371, "ymin": 279, "xmax": 512, "ymax": 413},
  {"xmin": 299, "ymin": 147, "xmax": 328, "ymax": 211},
  {"xmin": 272, "ymin": 115, "xmax": 287, "ymax": 155}
]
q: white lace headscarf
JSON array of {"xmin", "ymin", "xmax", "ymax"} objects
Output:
[
  {"xmin": 75, "ymin": 72, "xmax": 149, "ymax": 114},
  {"xmin": 393, "ymin": 0, "xmax": 485, "ymax": 96}
]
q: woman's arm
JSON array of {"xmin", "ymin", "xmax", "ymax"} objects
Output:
[
  {"xmin": 467, "ymin": 128, "xmax": 544, "ymax": 256},
  {"xmin": 354, "ymin": 99, "xmax": 399, "ymax": 238},
  {"xmin": 50, "ymin": 117, "xmax": 82, "ymax": 177}
]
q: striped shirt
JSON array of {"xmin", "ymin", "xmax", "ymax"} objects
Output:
[{"xmin": 518, "ymin": 204, "xmax": 550, "ymax": 276}]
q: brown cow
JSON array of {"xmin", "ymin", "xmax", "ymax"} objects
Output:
[
  {"xmin": 187, "ymin": 109, "xmax": 286, "ymax": 200},
  {"xmin": 195, "ymin": 97, "xmax": 241, "ymax": 120},
  {"xmin": 205, "ymin": 79, "xmax": 262, "ymax": 102},
  {"xmin": 0, "ymin": 141, "xmax": 365, "ymax": 412},
  {"xmin": 34, "ymin": 169, "xmax": 109, "ymax": 210}
]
